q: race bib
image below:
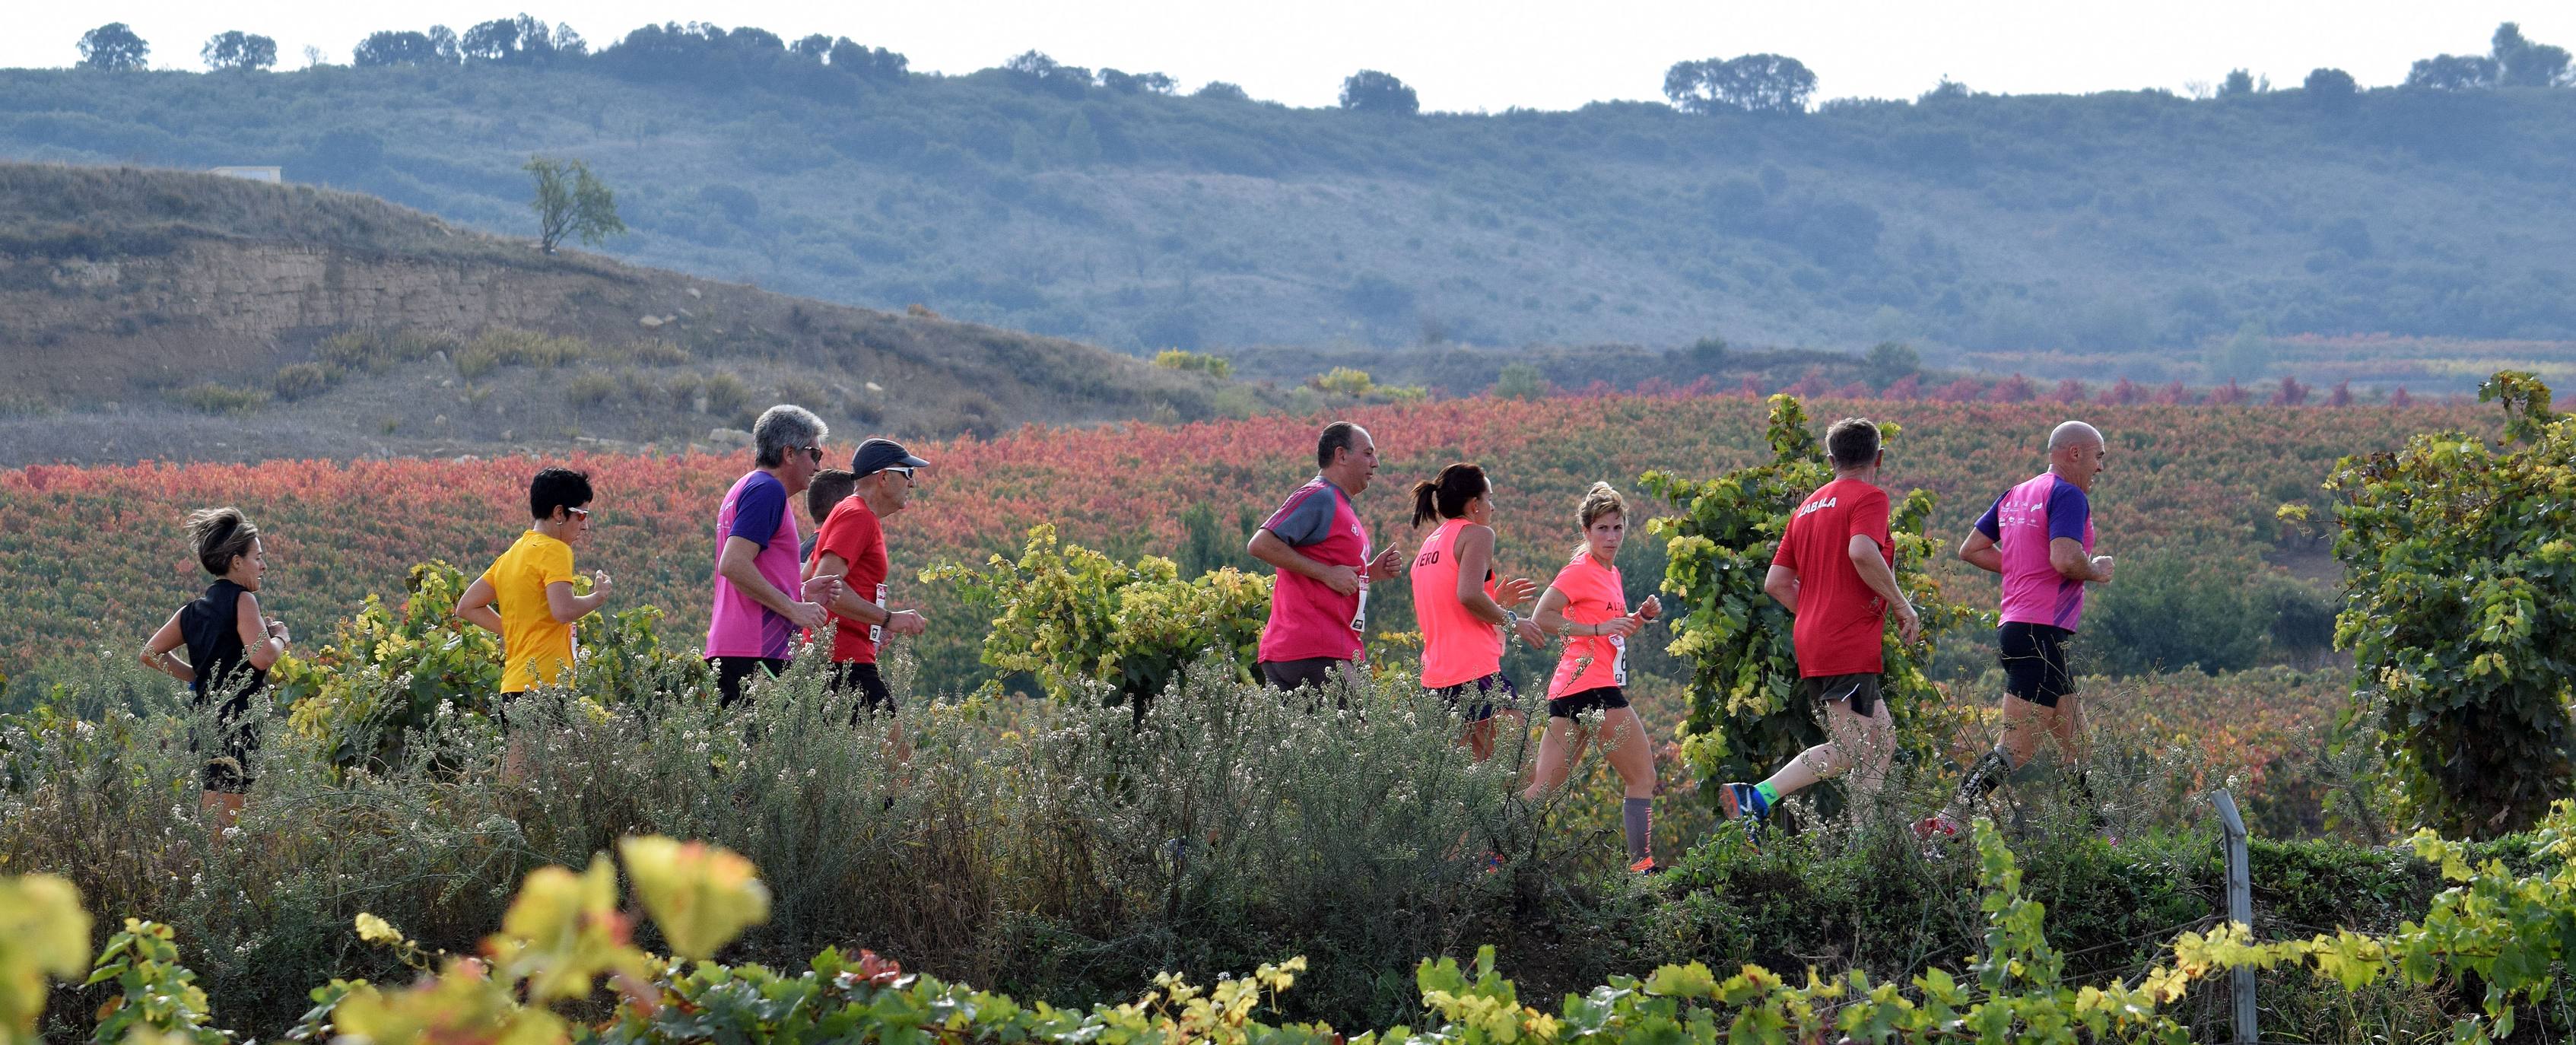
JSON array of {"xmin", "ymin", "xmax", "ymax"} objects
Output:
[
  {"xmin": 1350, "ymin": 583, "xmax": 1370, "ymax": 634},
  {"xmin": 869, "ymin": 583, "xmax": 888, "ymax": 644},
  {"xmin": 1609, "ymin": 633, "xmax": 1629, "ymax": 687}
]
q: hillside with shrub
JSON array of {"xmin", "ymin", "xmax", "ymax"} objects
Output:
[
  {"xmin": 0, "ymin": 163, "xmax": 1245, "ymax": 465},
  {"xmin": 5, "ymin": 21, "xmax": 2576, "ymax": 383}
]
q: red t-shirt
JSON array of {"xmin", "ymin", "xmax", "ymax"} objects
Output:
[
  {"xmin": 1256, "ymin": 477, "xmax": 1371, "ymax": 663},
  {"xmin": 811, "ymin": 497, "xmax": 890, "ymax": 664},
  {"xmin": 1770, "ymin": 478, "xmax": 1894, "ymax": 678}
]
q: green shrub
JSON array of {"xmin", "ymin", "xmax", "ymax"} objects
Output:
[
  {"xmin": 1152, "ymin": 348, "xmax": 1234, "ymax": 379},
  {"xmin": 268, "ymin": 362, "xmax": 341, "ymax": 402},
  {"xmin": 453, "ymin": 327, "xmax": 591, "ymax": 378},
  {"xmin": 315, "ymin": 329, "xmax": 460, "ymax": 372},
  {"xmin": 564, "ymin": 370, "xmax": 618, "ymax": 407},
  {"xmin": 174, "ymin": 383, "xmax": 268, "ymax": 415},
  {"xmin": 1491, "ymin": 362, "xmax": 1548, "ymax": 400}
]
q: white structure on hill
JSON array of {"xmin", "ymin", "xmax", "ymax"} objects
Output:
[{"xmin": 210, "ymin": 166, "xmax": 282, "ymax": 183}]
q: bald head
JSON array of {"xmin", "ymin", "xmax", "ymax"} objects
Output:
[{"xmin": 2047, "ymin": 421, "xmax": 2108, "ymax": 490}]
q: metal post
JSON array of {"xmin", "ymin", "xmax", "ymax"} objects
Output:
[{"xmin": 2214, "ymin": 789, "xmax": 2256, "ymax": 1043}]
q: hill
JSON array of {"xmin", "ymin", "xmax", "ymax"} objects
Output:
[
  {"xmin": 0, "ymin": 163, "xmax": 1244, "ymax": 465},
  {"xmin": 5, "ymin": 44, "xmax": 2576, "ymax": 386}
]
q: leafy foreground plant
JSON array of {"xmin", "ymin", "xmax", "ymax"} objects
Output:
[{"xmin": 21, "ymin": 807, "xmax": 2576, "ymax": 1045}]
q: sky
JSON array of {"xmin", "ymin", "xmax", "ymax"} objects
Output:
[{"xmin": 10, "ymin": 1, "xmax": 2575, "ymax": 112}]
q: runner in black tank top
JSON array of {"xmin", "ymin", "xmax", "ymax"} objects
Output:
[{"xmin": 142, "ymin": 510, "xmax": 290, "ymax": 818}]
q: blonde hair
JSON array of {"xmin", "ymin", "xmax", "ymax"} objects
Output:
[{"xmin": 1571, "ymin": 482, "xmax": 1627, "ymax": 560}]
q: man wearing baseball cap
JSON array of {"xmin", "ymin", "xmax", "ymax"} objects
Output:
[{"xmin": 806, "ymin": 437, "xmax": 931, "ymax": 716}]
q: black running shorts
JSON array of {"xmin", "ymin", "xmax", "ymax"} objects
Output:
[
  {"xmin": 1996, "ymin": 622, "xmax": 2076, "ymax": 708},
  {"xmin": 1803, "ymin": 672, "xmax": 1881, "ymax": 717},
  {"xmin": 1429, "ymin": 672, "xmax": 1514, "ymax": 723},
  {"xmin": 1547, "ymin": 686, "xmax": 1629, "ymax": 719},
  {"xmin": 828, "ymin": 661, "xmax": 897, "ymax": 718}
]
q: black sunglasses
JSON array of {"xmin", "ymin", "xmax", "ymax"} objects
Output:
[{"xmin": 796, "ymin": 445, "xmax": 824, "ymax": 465}]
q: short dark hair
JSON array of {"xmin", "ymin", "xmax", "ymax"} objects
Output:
[
  {"xmin": 1317, "ymin": 421, "xmax": 1364, "ymax": 470},
  {"xmin": 1825, "ymin": 418, "xmax": 1881, "ymax": 469},
  {"xmin": 529, "ymin": 467, "xmax": 594, "ymax": 520},
  {"xmin": 807, "ymin": 469, "xmax": 857, "ymax": 522},
  {"xmin": 186, "ymin": 507, "xmax": 259, "ymax": 576}
]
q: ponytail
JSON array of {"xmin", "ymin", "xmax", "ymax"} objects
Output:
[{"xmin": 1411, "ymin": 462, "xmax": 1489, "ymax": 528}]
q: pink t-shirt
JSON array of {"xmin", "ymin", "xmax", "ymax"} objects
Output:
[
  {"xmin": 1256, "ymin": 477, "xmax": 1371, "ymax": 663},
  {"xmin": 1973, "ymin": 472, "xmax": 2095, "ymax": 630},
  {"xmin": 1412, "ymin": 518, "xmax": 1504, "ymax": 689},
  {"xmin": 1547, "ymin": 555, "xmax": 1631, "ymax": 699},
  {"xmin": 706, "ymin": 470, "xmax": 805, "ymax": 659}
]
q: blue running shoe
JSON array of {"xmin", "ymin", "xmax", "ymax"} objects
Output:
[{"xmin": 1719, "ymin": 782, "xmax": 1770, "ymax": 822}]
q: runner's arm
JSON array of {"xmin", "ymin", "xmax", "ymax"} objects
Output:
[
  {"xmin": 1762, "ymin": 564, "xmax": 1799, "ymax": 614},
  {"xmin": 813, "ymin": 551, "xmax": 891, "ymax": 624},
  {"xmin": 1452, "ymin": 526, "xmax": 1511, "ymax": 626},
  {"xmin": 1848, "ymin": 535, "xmax": 1922, "ymax": 644},
  {"xmin": 544, "ymin": 580, "xmax": 610, "ymax": 624},
  {"xmin": 140, "ymin": 610, "xmax": 195, "ymax": 682},
  {"xmin": 2049, "ymin": 537, "xmax": 2109, "ymax": 582},
  {"xmin": 719, "ymin": 535, "xmax": 816, "ymax": 619},
  {"xmin": 236, "ymin": 591, "xmax": 287, "ymax": 670},
  {"xmin": 1530, "ymin": 585, "xmax": 1573, "ymax": 635},
  {"xmin": 455, "ymin": 576, "xmax": 506, "ymax": 633},
  {"xmin": 1957, "ymin": 531, "xmax": 2003, "ymax": 574},
  {"xmin": 1248, "ymin": 529, "xmax": 1358, "ymax": 592}
]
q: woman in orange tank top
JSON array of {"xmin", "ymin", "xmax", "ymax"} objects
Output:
[
  {"xmin": 1409, "ymin": 463, "xmax": 1544, "ymax": 761},
  {"xmin": 1526, "ymin": 482, "xmax": 1664, "ymax": 872}
]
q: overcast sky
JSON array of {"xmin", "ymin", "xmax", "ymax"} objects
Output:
[{"xmin": 11, "ymin": 2, "xmax": 2574, "ymax": 111}]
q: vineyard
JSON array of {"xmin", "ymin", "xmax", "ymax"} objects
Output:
[{"xmin": 0, "ymin": 393, "xmax": 2492, "ymax": 699}]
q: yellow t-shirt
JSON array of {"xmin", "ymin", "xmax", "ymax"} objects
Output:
[{"xmin": 484, "ymin": 530, "xmax": 577, "ymax": 693}]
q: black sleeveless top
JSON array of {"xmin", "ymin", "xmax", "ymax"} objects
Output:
[{"xmin": 179, "ymin": 580, "xmax": 265, "ymax": 699}]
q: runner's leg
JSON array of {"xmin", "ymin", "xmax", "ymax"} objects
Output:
[
  {"xmin": 1600, "ymin": 707, "xmax": 1656, "ymax": 863},
  {"xmin": 1521, "ymin": 714, "xmax": 1588, "ymax": 800}
]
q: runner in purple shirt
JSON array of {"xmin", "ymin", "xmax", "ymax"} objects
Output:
[{"xmin": 1917, "ymin": 420, "xmax": 2117, "ymax": 846}]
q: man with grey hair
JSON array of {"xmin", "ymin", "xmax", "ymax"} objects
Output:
[
  {"xmin": 1917, "ymin": 420, "xmax": 2116, "ymax": 846},
  {"xmin": 707, "ymin": 404, "xmax": 842, "ymax": 705}
]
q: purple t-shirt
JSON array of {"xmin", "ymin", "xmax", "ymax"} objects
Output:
[
  {"xmin": 1973, "ymin": 472, "xmax": 2095, "ymax": 630},
  {"xmin": 706, "ymin": 470, "xmax": 805, "ymax": 659}
]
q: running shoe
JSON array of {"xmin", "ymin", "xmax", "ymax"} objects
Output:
[
  {"xmin": 1717, "ymin": 782, "xmax": 1770, "ymax": 823},
  {"xmin": 1628, "ymin": 854, "xmax": 1658, "ymax": 875}
]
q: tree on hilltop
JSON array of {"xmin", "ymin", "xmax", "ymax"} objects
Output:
[
  {"xmin": 1099, "ymin": 68, "xmax": 1176, "ymax": 94},
  {"xmin": 77, "ymin": 23, "xmax": 150, "ymax": 71},
  {"xmin": 1003, "ymin": 50, "xmax": 1091, "ymax": 98},
  {"xmin": 826, "ymin": 38, "xmax": 909, "ymax": 81},
  {"xmin": 354, "ymin": 30, "xmax": 460, "ymax": 67},
  {"xmin": 202, "ymin": 31, "xmax": 277, "ymax": 71},
  {"xmin": 525, "ymin": 156, "xmax": 624, "ymax": 253},
  {"xmin": 1664, "ymin": 54, "xmax": 1815, "ymax": 114},
  {"xmin": 461, "ymin": 14, "xmax": 586, "ymax": 65},
  {"xmin": 1193, "ymin": 81, "xmax": 1250, "ymax": 102},
  {"xmin": 2492, "ymin": 22, "xmax": 2573, "ymax": 87},
  {"xmin": 1339, "ymin": 70, "xmax": 1418, "ymax": 114},
  {"xmin": 2302, "ymin": 67, "xmax": 2358, "ymax": 112}
]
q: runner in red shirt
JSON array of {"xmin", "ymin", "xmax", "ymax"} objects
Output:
[
  {"xmin": 1525, "ymin": 483, "xmax": 1665, "ymax": 872},
  {"xmin": 808, "ymin": 437, "xmax": 930, "ymax": 727},
  {"xmin": 1718, "ymin": 418, "xmax": 1921, "ymax": 835},
  {"xmin": 1248, "ymin": 421, "xmax": 1406, "ymax": 699}
]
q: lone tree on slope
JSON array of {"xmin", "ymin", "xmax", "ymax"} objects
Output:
[
  {"xmin": 1663, "ymin": 54, "xmax": 1816, "ymax": 114},
  {"xmin": 525, "ymin": 156, "xmax": 625, "ymax": 254}
]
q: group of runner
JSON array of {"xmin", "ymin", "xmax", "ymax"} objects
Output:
[{"xmin": 143, "ymin": 405, "xmax": 2112, "ymax": 862}]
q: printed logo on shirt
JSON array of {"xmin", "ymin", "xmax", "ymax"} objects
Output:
[{"xmin": 1798, "ymin": 496, "xmax": 1839, "ymax": 516}]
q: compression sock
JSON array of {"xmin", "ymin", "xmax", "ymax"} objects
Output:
[
  {"xmin": 1622, "ymin": 798, "xmax": 1653, "ymax": 862},
  {"xmin": 1959, "ymin": 747, "xmax": 2017, "ymax": 801}
]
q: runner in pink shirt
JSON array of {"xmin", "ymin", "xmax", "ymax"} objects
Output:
[
  {"xmin": 1409, "ymin": 462, "xmax": 1544, "ymax": 761},
  {"xmin": 1247, "ymin": 421, "xmax": 1406, "ymax": 699},
  {"xmin": 1524, "ymin": 483, "xmax": 1664, "ymax": 872},
  {"xmin": 1917, "ymin": 420, "xmax": 2117, "ymax": 845}
]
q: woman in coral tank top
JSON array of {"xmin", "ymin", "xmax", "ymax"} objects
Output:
[
  {"xmin": 1526, "ymin": 483, "xmax": 1664, "ymax": 872},
  {"xmin": 1409, "ymin": 463, "xmax": 1545, "ymax": 761}
]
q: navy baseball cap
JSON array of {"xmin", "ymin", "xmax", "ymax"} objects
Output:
[{"xmin": 851, "ymin": 437, "xmax": 929, "ymax": 476}]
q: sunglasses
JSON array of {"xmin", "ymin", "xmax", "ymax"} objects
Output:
[
  {"xmin": 881, "ymin": 465, "xmax": 916, "ymax": 481},
  {"xmin": 566, "ymin": 507, "xmax": 592, "ymax": 522},
  {"xmin": 796, "ymin": 445, "xmax": 824, "ymax": 465}
]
